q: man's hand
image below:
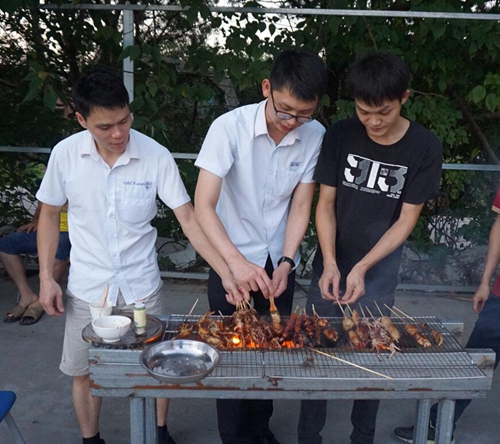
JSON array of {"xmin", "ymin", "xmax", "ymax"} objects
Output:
[
  {"xmin": 39, "ymin": 278, "xmax": 64, "ymax": 316},
  {"xmin": 17, "ymin": 220, "xmax": 38, "ymax": 233},
  {"xmin": 230, "ymin": 258, "xmax": 275, "ymax": 298},
  {"xmin": 223, "ymin": 273, "xmax": 251, "ymax": 305},
  {"xmin": 271, "ymin": 262, "xmax": 292, "ymax": 298},
  {"xmin": 473, "ymin": 282, "xmax": 490, "ymax": 314},
  {"xmin": 319, "ymin": 263, "xmax": 341, "ymax": 301},
  {"xmin": 340, "ymin": 265, "xmax": 366, "ymax": 305}
]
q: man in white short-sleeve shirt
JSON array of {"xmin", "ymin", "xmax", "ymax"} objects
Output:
[
  {"xmin": 194, "ymin": 49, "xmax": 327, "ymax": 444},
  {"xmin": 36, "ymin": 70, "xmax": 241, "ymax": 444}
]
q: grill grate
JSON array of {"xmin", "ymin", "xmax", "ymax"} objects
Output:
[{"xmin": 163, "ymin": 315, "xmax": 485, "ymax": 380}]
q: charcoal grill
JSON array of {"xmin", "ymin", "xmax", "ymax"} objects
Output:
[{"xmin": 88, "ymin": 315, "xmax": 495, "ymax": 444}]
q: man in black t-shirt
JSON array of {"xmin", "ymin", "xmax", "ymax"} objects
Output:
[{"xmin": 298, "ymin": 52, "xmax": 442, "ymax": 444}]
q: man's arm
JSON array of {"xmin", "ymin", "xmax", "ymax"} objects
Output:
[
  {"xmin": 315, "ymin": 184, "xmax": 341, "ymax": 300},
  {"xmin": 194, "ymin": 169, "xmax": 274, "ymax": 297},
  {"xmin": 473, "ymin": 213, "xmax": 500, "ymax": 314},
  {"xmin": 173, "ymin": 201, "xmax": 249, "ymax": 303},
  {"xmin": 341, "ymin": 202, "xmax": 424, "ymax": 305},
  {"xmin": 37, "ymin": 202, "xmax": 64, "ymax": 316},
  {"xmin": 272, "ymin": 182, "xmax": 316, "ymax": 298}
]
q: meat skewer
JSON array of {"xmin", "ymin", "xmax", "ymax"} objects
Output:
[
  {"xmin": 391, "ymin": 305, "xmax": 444, "ymax": 347},
  {"xmin": 371, "ymin": 303, "xmax": 401, "ymax": 343},
  {"xmin": 385, "ymin": 305, "xmax": 432, "ymax": 348}
]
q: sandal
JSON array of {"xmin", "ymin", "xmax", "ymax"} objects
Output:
[
  {"xmin": 19, "ymin": 301, "xmax": 45, "ymax": 326},
  {"xmin": 4, "ymin": 303, "xmax": 28, "ymax": 323}
]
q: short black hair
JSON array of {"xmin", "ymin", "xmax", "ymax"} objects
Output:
[
  {"xmin": 347, "ymin": 51, "xmax": 410, "ymax": 106},
  {"xmin": 270, "ymin": 49, "xmax": 327, "ymax": 102},
  {"xmin": 73, "ymin": 69, "xmax": 129, "ymax": 118}
]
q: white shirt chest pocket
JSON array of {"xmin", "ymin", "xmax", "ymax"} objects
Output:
[
  {"xmin": 276, "ymin": 169, "xmax": 303, "ymax": 198},
  {"xmin": 117, "ymin": 187, "xmax": 156, "ymax": 224}
]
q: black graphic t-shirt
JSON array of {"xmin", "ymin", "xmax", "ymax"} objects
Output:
[{"xmin": 312, "ymin": 117, "xmax": 442, "ymax": 296}]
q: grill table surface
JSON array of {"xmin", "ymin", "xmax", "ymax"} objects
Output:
[{"xmin": 88, "ymin": 315, "xmax": 494, "ymax": 444}]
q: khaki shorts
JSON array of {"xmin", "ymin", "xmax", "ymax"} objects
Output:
[{"xmin": 60, "ymin": 281, "xmax": 166, "ymax": 377}]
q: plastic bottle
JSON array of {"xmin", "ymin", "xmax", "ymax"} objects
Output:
[{"xmin": 134, "ymin": 302, "xmax": 147, "ymax": 335}]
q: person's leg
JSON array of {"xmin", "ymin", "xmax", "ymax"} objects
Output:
[
  {"xmin": 208, "ymin": 269, "xmax": 252, "ymax": 443},
  {"xmin": 350, "ymin": 400, "xmax": 379, "ymax": 444},
  {"xmin": 298, "ymin": 400, "xmax": 327, "ymax": 444},
  {"xmin": 73, "ymin": 374, "xmax": 103, "ymax": 437},
  {"xmin": 61, "ymin": 291, "xmax": 105, "ymax": 440},
  {"xmin": 297, "ymin": 272, "xmax": 340, "ymax": 444},
  {"xmin": 0, "ymin": 231, "xmax": 39, "ymax": 308},
  {"xmin": 430, "ymin": 294, "xmax": 500, "ymax": 428},
  {"xmin": 348, "ymin": 293, "xmax": 395, "ymax": 444}
]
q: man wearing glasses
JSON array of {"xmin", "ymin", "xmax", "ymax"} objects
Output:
[{"xmin": 194, "ymin": 49, "xmax": 327, "ymax": 444}]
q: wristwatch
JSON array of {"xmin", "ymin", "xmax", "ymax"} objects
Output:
[{"xmin": 277, "ymin": 256, "xmax": 296, "ymax": 274}]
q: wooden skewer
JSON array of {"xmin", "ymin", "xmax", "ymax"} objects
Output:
[
  {"xmin": 346, "ymin": 303, "xmax": 354, "ymax": 316},
  {"xmin": 384, "ymin": 304, "xmax": 405, "ymax": 321},
  {"xmin": 312, "ymin": 304, "xmax": 318, "ymax": 317},
  {"xmin": 337, "ymin": 301, "xmax": 348, "ymax": 317},
  {"xmin": 374, "ymin": 300, "xmax": 384, "ymax": 318},
  {"xmin": 187, "ymin": 298, "xmax": 199, "ymax": 316},
  {"xmin": 308, "ymin": 348, "xmax": 393, "ymax": 380},
  {"xmin": 365, "ymin": 306, "xmax": 376, "ymax": 321},
  {"xmin": 359, "ymin": 305, "xmax": 367, "ymax": 319},
  {"xmin": 392, "ymin": 305, "xmax": 418, "ymax": 322}
]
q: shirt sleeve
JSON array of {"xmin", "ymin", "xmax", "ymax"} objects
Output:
[
  {"xmin": 403, "ymin": 132, "xmax": 443, "ymax": 205},
  {"xmin": 157, "ymin": 150, "xmax": 191, "ymax": 210},
  {"xmin": 194, "ymin": 115, "xmax": 235, "ymax": 178},
  {"xmin": 313, "ymin": 123, "xmax": 340, "ymax": 187},
  {"xmin": 35, "ymin": 143, "xmax": 68, "ymax": 206},
  {"xmin": 299, "ymin": 123, "xmax": 324, "ymax": 184}
]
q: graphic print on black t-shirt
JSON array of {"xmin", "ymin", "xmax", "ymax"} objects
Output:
[{"xmin": 343, "ymin": 153, "xmax": 408, "ymax": 200}]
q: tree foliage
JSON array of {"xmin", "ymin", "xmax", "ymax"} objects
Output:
[{"xmin": 1, "ymin": 0, "xmax": 500, "ymax": 274}]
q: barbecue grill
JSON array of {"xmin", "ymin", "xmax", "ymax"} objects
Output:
[{"xmin": 88, "ymin": 314, "xmax": 495, "ymax": 444}]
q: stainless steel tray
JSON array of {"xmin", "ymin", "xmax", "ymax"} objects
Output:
[{"xmin": 140, "ymin": 339, "xmax": 220, "ymax": 384}]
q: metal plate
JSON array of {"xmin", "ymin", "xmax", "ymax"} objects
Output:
[
  {"xmin": 82, "ymin": 313, "xmax": 164, "ymax": 349},
  {"xmin": 140, "ymin": 339, "xmax": 220, "ymax": 383}
]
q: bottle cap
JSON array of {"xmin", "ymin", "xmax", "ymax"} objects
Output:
[{"xmin": 135, "ymin": 302, "xmax": 145, "ymax": 308}]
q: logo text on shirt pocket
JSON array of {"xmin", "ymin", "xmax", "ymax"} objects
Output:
[
  {"xmin": 289, "ymin": 161, "xmax": 302, "ymax": 171},
  {"xmin": 123, "ymin": 180, "xmax": 153, "ymax": 190}
]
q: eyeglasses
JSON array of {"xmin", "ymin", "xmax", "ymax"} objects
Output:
[{"xmin": 269, "ymin": 87, "xmax": 315, "ymax": 124}]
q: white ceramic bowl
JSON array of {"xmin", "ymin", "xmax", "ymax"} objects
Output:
[
  {"xmin": 89, "ymin": 300, "xmax": 113, "ymax": 321},
  {"xmin": 92, "ymin": 315, "xmax": 131, "ymax": 343}
]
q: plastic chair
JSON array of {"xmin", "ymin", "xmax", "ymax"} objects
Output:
[{"xmin": 0, "ymin": 391, "xmax": 26, "ymax": 444}]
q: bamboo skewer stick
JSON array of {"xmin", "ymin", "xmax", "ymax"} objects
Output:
[
  {"xmin": 337, "ymin": 301, "xmax": 348, "ymax": 318},
  {"xmin": 365, "ymin": 306, "xmax": 376, "ymax": 321},
  {"xmin": 308, "ymin": 348, "xmax": 393, "ymax": 380},
  {"xmin": 359, "ymin": 305, "xmax": 367, "ymax": 319},
  {"xmin": 391, "ymin": 305, "xmax": 418, "ymax": 322},
  {"xmin": 384, "ymin": 304, "xmax": 406, "ymax": 321},
  {"xmin": 187, "ymin": 298, "xmax": 199, "ymax": 316},
  {"xmin": 374, "ymin": 301, "xmax": 384, "ymax": 318}
]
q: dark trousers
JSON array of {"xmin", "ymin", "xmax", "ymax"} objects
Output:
[
  {"xmin": 208, "ymin": 256, "xmax": 295, "ymax": 444},
  {"xmin": 298, "ymin": 271, "xmax": 395, "ymax": 444},
  {"xmin": 429, "ymin": 293, "xmax": 500, "ymax": 429}
]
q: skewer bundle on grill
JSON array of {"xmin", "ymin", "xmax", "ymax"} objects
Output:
[{"xmin": 175, "ymin": 301, "xmax": 339, "ymax": 349}]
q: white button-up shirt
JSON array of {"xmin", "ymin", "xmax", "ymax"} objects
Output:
[
  {"xmin": 195, "ymin": 100, "xmax": 325, "ymax": 268},
  {"xmin": 36, "ymin": 129, "xmax": 190, "ymax": 304}
]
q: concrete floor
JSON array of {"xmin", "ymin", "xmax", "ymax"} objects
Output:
[{"xmin": 0, "ymin": 275, "xmax": 498, "ymax": 444}]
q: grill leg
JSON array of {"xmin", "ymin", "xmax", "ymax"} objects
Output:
[
  {"xmin": 413, "ymin": 399, "xmax": 431, "ymax": 444},
  {"xmin": 130, "ymin": 397, "xmax": 158, "ymax": 444},
  {"xmin": 145, "ymin": 398, "xmax": 157, "ymax": 444},
  {"xmin": 131, "ymin": 397, "xmax": 145, "ymax": 444},
  {"xmin": 435, "ymin": 399, "xmax": 455, "ymax": 444}
]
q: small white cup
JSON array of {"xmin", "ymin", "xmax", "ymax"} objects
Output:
[{"xmin": 89, "ymin": 300, "xmax": 113, "ymax": 321}]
